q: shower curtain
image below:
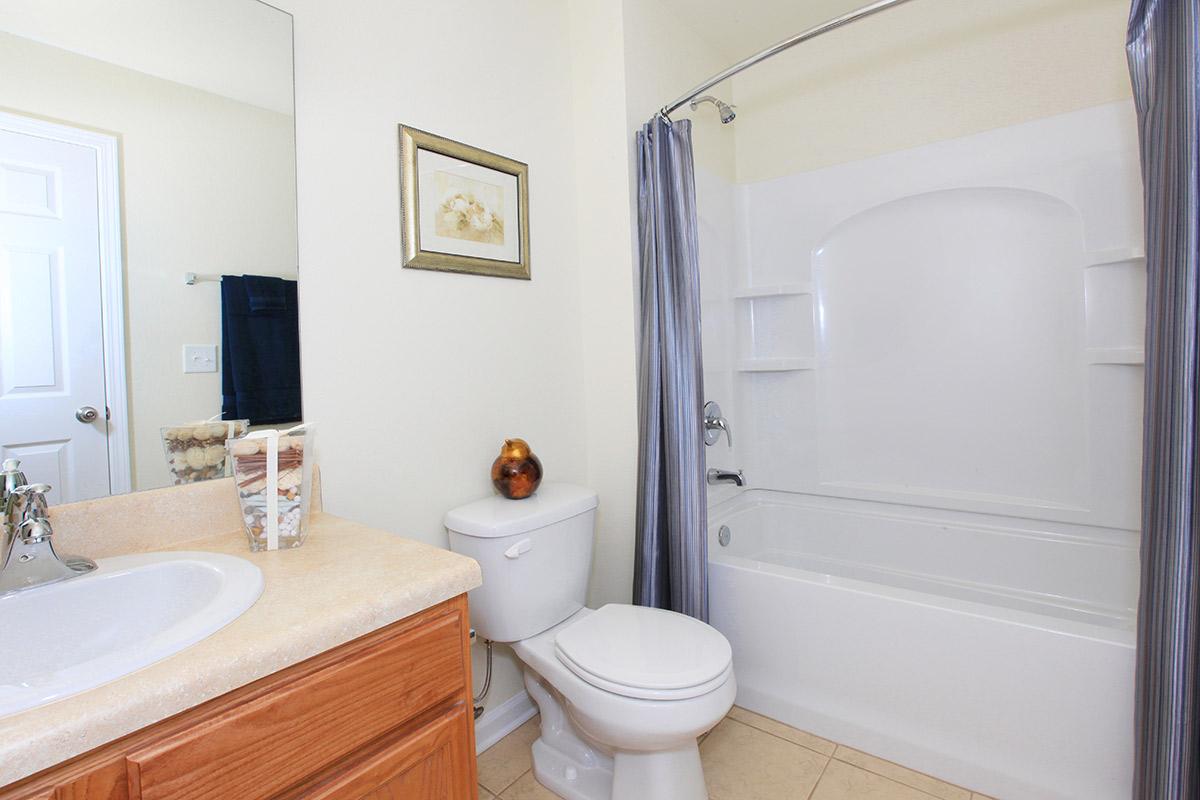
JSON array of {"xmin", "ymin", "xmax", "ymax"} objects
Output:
[
  {"xmin": 633, "ymin": 116, "xmax": 708, "ymax": 621},
  {"xmin": 1127, "ymin": 2, "xmax": 1200, "ymax": 797}
]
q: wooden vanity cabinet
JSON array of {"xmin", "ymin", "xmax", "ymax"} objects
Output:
[{"xmin": 1, "ymin": 596, "xmax": 477, "ymax": 800}]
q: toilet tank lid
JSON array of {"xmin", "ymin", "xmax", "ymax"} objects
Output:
[{"xmin": 444, "ymin": 482, "xmax": 598, "ymax": 538}]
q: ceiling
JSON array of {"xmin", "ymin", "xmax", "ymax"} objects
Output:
[{"xmin": 0, "ymin": 0, "xmax": 293, "ymax": 114}]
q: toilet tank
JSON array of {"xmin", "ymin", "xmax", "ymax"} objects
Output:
[{"xmin": 445, "ymin": 483, "xmax": 598, "ymax": 643}]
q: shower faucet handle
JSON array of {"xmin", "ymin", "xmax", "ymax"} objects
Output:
[{"xmin": 703, "ymin": 401, "xmax": 732, "ymax": 448}]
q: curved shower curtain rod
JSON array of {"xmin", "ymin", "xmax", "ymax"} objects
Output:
[{"xmin": 659, "ymin": 0, "xmax": 919, "ymax": 120}]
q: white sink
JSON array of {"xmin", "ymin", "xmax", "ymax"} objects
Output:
[{"xmin": 0, "ymin": 551, "xmax": 263, "ymax": 717}]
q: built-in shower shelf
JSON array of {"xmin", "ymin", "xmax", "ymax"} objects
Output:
[
  {"xmin": 736, "ymin": 357, "xmax": 815, "ymax": 372},
  {"xmin": 1086, "ymin": 347, "xmax": 1144, "ymax": 365},
  {"xmin": 733, "ymin": 282, "xmax": 813, "ymax": 299},
  {"xmin": 1084, "ymin": 247, "xmax": 1145, "ymax": 269}
]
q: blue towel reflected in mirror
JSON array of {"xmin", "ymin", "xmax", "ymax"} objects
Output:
[{"xmin": 221, "ymin": 275, "xmax": 301, "ymax": 425}]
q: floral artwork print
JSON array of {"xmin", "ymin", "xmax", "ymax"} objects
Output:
[{"xmin": 434, "ymin": 171, "xmax": 505, "ymax": 245}]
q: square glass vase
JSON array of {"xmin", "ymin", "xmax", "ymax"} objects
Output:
[
  {"xmin": 161, "ymin": 420, "xmax": 248, "ymax": 485},
  {"xmin": 227, "ymin": 429, "xmax": 315, "ymax": 552}
]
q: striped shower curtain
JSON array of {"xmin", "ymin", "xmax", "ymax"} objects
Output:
[
  {"xmin": 1127, "ymin": 2, "xmax": 1200, "ymax": 797},
  {"xmin": 633, "ymin": 116, "xmax": 709, "ymax": 621}
]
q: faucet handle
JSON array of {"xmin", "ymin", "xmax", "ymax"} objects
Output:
[
  {"xmin": 16, "ymin": 515, "xmax": 53, "ymax": 543},
  {"xmin": 711, "ymin": 417, "xmax": 732, "ymax": 448},
  {"xmin": 1, "ymin": 459, "xmax": 26, "ymax": 496},
  {"xmin": 703, "ymin": 401, "xmax": 733, "ymax": 448},
  {"xmin": 13, "ymin": 483, "xmax": 51, "ymax": 520}
]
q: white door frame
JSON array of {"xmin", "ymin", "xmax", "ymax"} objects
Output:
[{"xmin": 0, "ymin": 111, "xmax": 131, "ymax": 495}]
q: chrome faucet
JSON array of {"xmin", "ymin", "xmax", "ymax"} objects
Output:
[
  {"xmin": 707, "ymin": 468, "xmax": 745, "ymax": 487},
  {"xmin": 1, "ymin": 459, "xmax": 96, "ymax": 596}
]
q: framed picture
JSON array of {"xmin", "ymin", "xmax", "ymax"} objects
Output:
[{"xmin": 399, "ymin": 125, "xmax": 530, "ymax": 280}]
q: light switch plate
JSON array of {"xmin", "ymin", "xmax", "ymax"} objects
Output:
[{"xmin": 183, "ymin": 344, "xmax": 218, "ymax": 374}]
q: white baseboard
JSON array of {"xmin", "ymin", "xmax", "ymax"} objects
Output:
[{"xmin": 473, "ymin": 689, "xmax": 538, "ymax": 754}]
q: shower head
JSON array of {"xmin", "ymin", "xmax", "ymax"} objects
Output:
[{"xmin": 689, "ymin": 95, "xmax": 736, "ymax": 124}]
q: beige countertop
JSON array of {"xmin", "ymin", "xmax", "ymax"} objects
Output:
[{"xmin": 0, "ymin": 511, "xmax": 482, "ymax": 787}]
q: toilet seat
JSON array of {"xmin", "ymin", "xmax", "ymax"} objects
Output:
[{"xmin": 554, "ymin": 604, "xmax": 733, "ymax": 701}]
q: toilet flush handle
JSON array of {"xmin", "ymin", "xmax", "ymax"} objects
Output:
[{"xmin": 504, "ymin": 538, "xmax": 533, "ymax": 559}]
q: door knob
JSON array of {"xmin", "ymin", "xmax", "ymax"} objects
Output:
[{"xmin": 75, "ymin": 406, "xmax": 99, "ymax": 424}]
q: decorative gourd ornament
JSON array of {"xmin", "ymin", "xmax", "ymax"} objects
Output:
[{"xmin": 491, "ymin": 438, "xmax": 543, "ymax": 499}]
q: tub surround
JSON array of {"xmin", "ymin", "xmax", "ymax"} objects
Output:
[
  {"xmin": 0, "ymin": 480, "xmax": 482, "ymax": 788},
  {"xmin": 695, "ymin": 101, "xmax": 1143, "ymax": 800}
]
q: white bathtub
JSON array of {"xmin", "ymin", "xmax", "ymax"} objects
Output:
[{"xmin": 708, "ymin": 489, "xmax": 1137, "ymax": 800}]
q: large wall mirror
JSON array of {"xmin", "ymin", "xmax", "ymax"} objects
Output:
[{"xmin": 0, "ymin": 0, "xmax": 299, "ymax": 501}]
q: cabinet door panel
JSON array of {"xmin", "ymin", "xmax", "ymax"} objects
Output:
[
  {"xmin": 295, "ymin": 705, "xmax": 474, "ymax": 800},
  {"xmin": 127, "ymin": 608, "xmax": 466, "ymax": 800}
]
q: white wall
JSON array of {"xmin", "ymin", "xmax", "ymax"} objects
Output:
[
  {"xmin": 563, "ymin": 0, "xmax": 744, "ymax": 608},
  {"xmin": 566, "ymin": 0, "xmax": 640, "ymax": 611},
  {"xmin": 732, "ymin": 0, "xmax": 1133, "ymax": 180},
  {"xmin": 273, "ymin": 0, "xmax": 631, "ymax": 722},
  {"xmin": 0, "ymin": 32, "xmax": 298, "ymax": 492},
  {"xmin": 271, "ymin": 0, "xmax": 748, "ymax": 722},
  {"xmin": 559, "ymin": 0, "xmax": 745, "ymax": 608}
]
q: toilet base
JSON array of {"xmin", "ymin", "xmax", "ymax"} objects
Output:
[
  {"xmin": 524, "ymin": 667, "xmax": 615, "ymax": 800},
  {"xmin": 531, "ymin": 737, "xmax": 707, "ymax": 800},
  {"xmin": 530, "ymin": 737, "xmax": 614, "ymax": 800},
  {"xmin": 522, "ymin": 666, "xmax": 711, "ymax": 800},
  {"xmin": 611, "ymin": 744, "xmax": 708, "ymax": 800}
]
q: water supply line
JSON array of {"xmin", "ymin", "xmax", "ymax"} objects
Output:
[{"xmin": 473, "ymin": 634, "xmax": 494, "ymax": 719}]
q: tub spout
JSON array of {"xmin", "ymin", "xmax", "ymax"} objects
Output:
[{"xmin": 707, "ymin": 468, "xmax": 745, "ymax": 487}]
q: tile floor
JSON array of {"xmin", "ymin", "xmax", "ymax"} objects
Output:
[{"xmin": 476, "ymin": 706, "xmax": 998, "ymax": 800}]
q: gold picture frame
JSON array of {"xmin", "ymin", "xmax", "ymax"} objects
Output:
[{"xmin": 399, "ymin": 125, "xmax": 530, "ymax": 280}]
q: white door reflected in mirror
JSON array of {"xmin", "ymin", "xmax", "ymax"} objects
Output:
[{"xmin": 0, "ymin": 120, "xmax": 114, "ymax": 504}]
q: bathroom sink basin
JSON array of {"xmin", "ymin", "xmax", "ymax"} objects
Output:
[{"xmin": 0, "ymin": 551, "xmax": 263, "ymax": 717}]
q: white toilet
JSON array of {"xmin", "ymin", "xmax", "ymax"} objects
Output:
[{"xmin": 446, "ymin": 483, "xmax": 735, "ymax": 800}]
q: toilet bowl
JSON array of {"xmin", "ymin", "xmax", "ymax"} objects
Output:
[
  {"xmin": 515, "ymin": 606, "xmax": 735, "ymax": 800},
  {"xmin": 445, "ymin": 483, "xmax": 734, "ymax": 800}
]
